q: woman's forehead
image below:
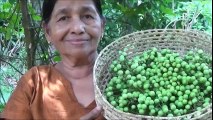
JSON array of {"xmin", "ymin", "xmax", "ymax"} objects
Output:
[
  {"xmin": 54, "ymin": 0, "xmax": 96, "ymax": 10},
  {"xmin": 52, "ymin": 0, "xmax": 97, "ymax": 14}
]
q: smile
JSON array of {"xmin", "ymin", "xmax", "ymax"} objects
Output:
[{"xmin": 65, "ymin": 39, "xmax": 89, "ymax": 45}]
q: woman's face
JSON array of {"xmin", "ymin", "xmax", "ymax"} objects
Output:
[{"xmin": 45, "ymin": 0, "xmax": 104, "ymax": 57}]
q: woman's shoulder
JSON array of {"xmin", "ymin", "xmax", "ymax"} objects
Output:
[
  {"xmin": 30, "ymin": 64, "xmax": 53, "ymax": 71},
  {"xmin": 23, "ymin": 65, "xmax": 52, "ymax": 77},
  {"xmin": 20, "ymin": 64, "xmax": 57, "ymax": 85}
]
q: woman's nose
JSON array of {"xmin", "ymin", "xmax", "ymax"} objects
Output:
[{"xmin": 69, "ymin": 18, "xmax": 85, "ymax": 35}]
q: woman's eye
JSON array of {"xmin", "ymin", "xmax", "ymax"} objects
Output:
[
  {"xmin": 84, "ymin": 14, "xmax": 94, "ymax": 19},
  {"xmin": 58, "ymin": 16, "xmax": 69, "ymax": 21}
]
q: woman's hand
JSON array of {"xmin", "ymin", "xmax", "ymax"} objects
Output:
[{"xmin": 80, "ymin": 106, "xmax": 103, "ymax": 120}]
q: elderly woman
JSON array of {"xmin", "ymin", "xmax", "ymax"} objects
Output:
[{"xmin": 2, "ymin": 0, "xmax": 105, "ymax": 119}]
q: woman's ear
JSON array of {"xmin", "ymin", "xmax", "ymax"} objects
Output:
[{"xmin": 42, "ymin": 22, "xmax": 52, "ymax": 43}]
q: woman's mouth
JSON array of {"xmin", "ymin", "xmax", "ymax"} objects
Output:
[{"xmin": 65, "ymin": 39, "xmax": 88, "ymax": 45}]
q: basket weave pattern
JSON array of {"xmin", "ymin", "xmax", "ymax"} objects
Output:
[{"xmin": 93, "ymin": 29, "xmax": 212, "ymax": 120}]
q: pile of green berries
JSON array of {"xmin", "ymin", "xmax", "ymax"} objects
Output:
[{"xmin": 105, "ymin": 47, "xmax": 212, "ymax": 117}]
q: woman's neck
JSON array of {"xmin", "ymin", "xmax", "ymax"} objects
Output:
[{"xmin": 56, "ymin": 52, "xmax": 98, "ymax": 80}]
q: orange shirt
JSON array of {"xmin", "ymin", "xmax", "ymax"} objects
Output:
[{"xmin": 2, "ymin": 65, "xmax": 105, "ymax": 120}]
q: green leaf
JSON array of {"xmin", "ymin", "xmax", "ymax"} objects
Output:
[
  {"xmin": 5, "ymin": 30, "xmax": 12, "ymax": 40},
  {"xmin": 32, "ymin": 15, "xmax": 41, "ymax": 21},
  {"xmin": 0, "ymin": 104, "xmax": 5, "ymax": 112},
  {"xmin": 9, "ymin": 0, "xmax": 16, "ymax": 4},
  {"xmin": 117, "ymin": 4, "xmax": 128, "ymax": 13},
  {"xmin": 53, "ymin": 56, "xmax": 61, "ymax": 62},
  {"xmin": 2, "ymin": 2, "xmax": 12, "ymax": 12},
  {"xmin": 161, "ymin": 6, "xmax": 174, "ymax": 15}
]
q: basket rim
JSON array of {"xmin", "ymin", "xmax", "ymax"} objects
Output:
[{"xmin": 96, "ymin": 29, "xmax": 212, "ymax": 62}]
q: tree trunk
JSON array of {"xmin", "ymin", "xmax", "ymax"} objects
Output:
[{"xmin": 20, "ymin": 0, "xmax": 36, "ymax": 69}]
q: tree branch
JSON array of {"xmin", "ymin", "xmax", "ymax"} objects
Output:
[
  {"xmin": 0, "ymin": 57, "xmax": 23, "ymax": 75},
  {"xmin": 0, "ymin": 89, "xmax": 6, "ymax": 104}
]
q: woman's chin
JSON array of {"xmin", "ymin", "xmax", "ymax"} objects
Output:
[{"xmin": 64, "ymin": 49, "xmax": 95, "ymax": 58}]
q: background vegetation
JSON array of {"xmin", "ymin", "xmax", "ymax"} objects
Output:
[{"xmin": 0, "ymin": 0, "xmax": 212, "ymax": 112}]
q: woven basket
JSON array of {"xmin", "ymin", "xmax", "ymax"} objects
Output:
[{"xmin": 93, "ymin": 29, "xmax": 212, "ymax": 120}]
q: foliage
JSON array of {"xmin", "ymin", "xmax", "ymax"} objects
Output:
[
  {"xmin": 100, "ymin": 0, "xmax": 181, "ymax": 51},
  {"xmin": 0, "ymin": 103, "xmax": 4, "ymax": 112},
  {"xmin": 165, "ymin": 0, "xmax": 212, "ymax": 34},
  {"xmin": 0, "ymin": 0, "xmax": 24, "ymax": 108},
  {"xmin": 0, "ymin": 49, "xmax": 26, "ymax": 106},
  {"xmin": 99, "ymin": 0, "xmax": 212, "ymax": 51}
]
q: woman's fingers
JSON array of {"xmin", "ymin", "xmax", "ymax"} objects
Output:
[{"xmin": 80, "ymin": 106, "xmax": 102, "ymax": 120}]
